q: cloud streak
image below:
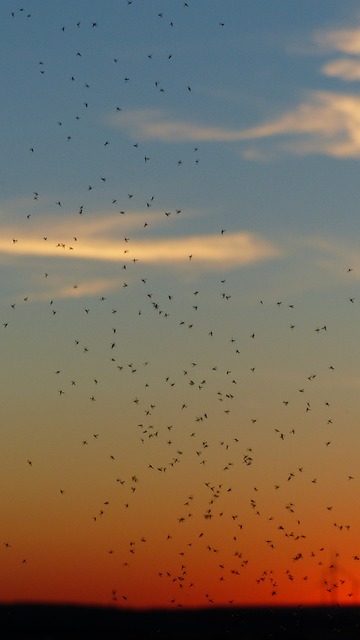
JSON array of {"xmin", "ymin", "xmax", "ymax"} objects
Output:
[
  {"xmin": 108, "ymin": 109, "xmax": 244, "ymax": 142},
  {"xmin": 314, "ymin": 27, "xmax": 360, "ymax": 55},
  {"xmin": 240, "ymin": 91, "xmax": 360, "ymax": 158},
  {"xmin": 107, "ymin": 23, "xmax": 360, "ymax": 160},
  {"xmin": 109, "ymin": 89, "xmax": 360, "ymax": 158},
  {"xmin": 0, "ymin": 217, "xmax": 281, "ymax": 269},
  {"xmin": 321, "ymin": 58, "xmax": 360, "ymax": 81}
]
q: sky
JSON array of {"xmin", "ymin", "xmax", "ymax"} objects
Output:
[{"xmin": 2, "ymin": 0, "xmax": 360, "ymax": 610}]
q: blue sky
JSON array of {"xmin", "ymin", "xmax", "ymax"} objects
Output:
[{"xmin": 2, "ymin": 0, "xmax": 360, "ymax": 608}]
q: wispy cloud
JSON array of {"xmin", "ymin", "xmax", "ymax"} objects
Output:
[
  {"xmin": 109, "ymin": 91, "xmax": 360, "ymax": 158},
  {"xmin": 315, "ymin": 27, "xmax": 360, "ymax": 81},
  {"xmin": 106, "ymin": 22, "xmax": 360, "ymax": 160},
  {"xmin": 107, "ymin": 109, "xmax": 243, "ymax": 142},
  {"xmin": 314, "ymin": 27, "xmax": 360, "ymax": 55},
  {"xmin": 240, "ymin": 91, "xmax": 360, "ymax": 158},
  {"xmin": 6, "ymin": 218, "xmax": 360, "ymax": 302},
  {"xmin": 321, "ymin": 58, "xmax": 360, "ymax": 81},
  {"xmin": 0, "ymin": 215, "xmax": 281, "ymax": 269}
]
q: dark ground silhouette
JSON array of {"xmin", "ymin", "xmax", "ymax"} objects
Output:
[{"xmin": 1, "ymin": 603, "xmax": 360, "ymax": 639}]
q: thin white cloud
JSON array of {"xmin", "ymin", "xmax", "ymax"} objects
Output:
[
  {"xmin": 7, "ymin": 225, "xmax": 360, "ymax": 302},
  {"xmin": 0, "ymin": 216, "xmax": 281, "ymax": 269},
  {"xmin": 245, "ymin": 91, "xmax": 360, "ymax": 158},
  {"xmin": 105, "ymin": 21, "xmax": 360, "ymax": 161},
  {"xmin": 321, "ymin": 58, "xmax": 360, "ymax": 81},
  {"xmin": 109, "ymin": 92, "xmax": 360, "ymax": 158},
  {"xmin": 314, "ymin": 28, "xmax": 360, "ymax": 55},
  {"xmin": 108, "ymin": 109, "xmax": 242, "ymax": 142}
]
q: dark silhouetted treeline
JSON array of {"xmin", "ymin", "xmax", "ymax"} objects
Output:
[{"xmin": 1, "ymin": 603, "xmax": 360, "ymax": 639}]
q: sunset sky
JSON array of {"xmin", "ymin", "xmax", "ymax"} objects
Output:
[{"xmin": 3, "ymin": 0, "xmax": 360, "ymax": 609}]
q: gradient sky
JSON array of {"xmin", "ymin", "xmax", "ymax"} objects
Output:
[{"xmin": 2, "ymin": 0, "xmax": 360, "ymax": 610}]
